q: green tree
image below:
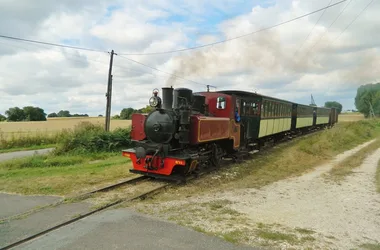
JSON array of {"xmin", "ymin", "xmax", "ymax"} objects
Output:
[
  {"xmin": 0, "ymin": 114, "xmax": 6, "ymax": 122},
  {"xmin": 139, "ymin": 105, "xmax": 153, "ymax": 113},
  {"xmin": 57, "ymin": 110, "xmax": 71, "ymax": 117},
  {"xmin": 324, "ymin": 101, "xmax": 343, "ymax": 114},
  {"xmin": 120, "ymin": 108, "xmax": 135, "ymax": 119},
  {"xmin": 120, "ymin": 106, "xmax": 154, "ymax": 120},
  {"xmin": 23, "ymin": 106, "xmax": 47, "ymax": 121},
  {"xmin": 5, "ymin": 107, "xmax": 26, "ymax": 121},
  {"xmin": 355, "ymin": 83, "xmax": 380, "ymax": 117},
  {"xmin": 48, "ymin": 112, "xmax": 58, "ymax": 118}
]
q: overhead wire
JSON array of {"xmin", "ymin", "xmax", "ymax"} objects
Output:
[
  {"xmin": 310, "ymin": 0, "xmax": 374, "ymax": 61},
  {"xmin": 303, "ymin": 0, "xmax": 354, "ymax": 57},
  {"xmin": 117, "ymin": 0, "xmax": 348, "ymax": 56},
  {"xmin": 293, "ymin": 0, "xmax": 333, "ymax": 56},
  {"xmin": 328, "ymin": 0, "xmax": 375, "ymax": 47},
  {"xmin": 0, "ymin": 35, "xmax": 196, "ymax": 86},
  {"xmin": 0, "ymin": 34, "xmax": 107, "ymax": 54}
]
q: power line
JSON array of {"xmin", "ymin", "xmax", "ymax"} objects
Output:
[
  {"xmin": 118, "ymin": 0, "xmax": 348, "ymax": 56},
  {"xmin": 310, "ymin": 0, "xmax": 374, "ymax": 61},
  {"xmin": 304, "ymin": 0, "xmax": 354, "ymax": 57},
  {"xmin": 0, "ymin": 35, "xmax": 193, "ymax": 85},
  {"xmin": 293, "ymin": 0, "xmax": 333, "ymax": 56},
  {"xmin": 0, "ymin": 34, "xmax": 107, "ymax": 53},
  {"xmin": 116, "ymin": 55, "xmax": 215, "ymax": 88},
  {"xmin": 329, "ymin": 0, "xmax": 375, "ymax": 47}
]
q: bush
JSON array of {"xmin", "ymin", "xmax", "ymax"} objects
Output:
[{"xmin": 55, "ymin": 122, "xmax": 132, "ymax": 154}]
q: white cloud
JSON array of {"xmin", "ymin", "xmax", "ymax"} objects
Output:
[{"xmin": 0, "ymin": 0, "xmax": 379, "ymax": 117}]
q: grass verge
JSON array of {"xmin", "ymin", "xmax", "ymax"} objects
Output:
[
  {"xmin": 360, "ymin": 243, "xmax": 380, "ymax": 250},
  {"xmin": 326, "ymin": 139, "xmax": 380, "ymax": 182},
  {"xmin": 0, "ymin": 122, "xmax": 134, "ymax": 196},
  {"xmin": 0, "ymin": 152, "xmax": 133, "ymax": 195}
]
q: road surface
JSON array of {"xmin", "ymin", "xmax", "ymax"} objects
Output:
[{"xmin": 0, "ymin": 148, "xmax": 54, "ymax": 163}]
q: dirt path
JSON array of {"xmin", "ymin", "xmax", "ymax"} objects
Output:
[
  {"xmin": 135, "ymin": 139, "xmax": 380, "ymax": 249},
  {"xmin": 221, "ymin": 141, "xmax": 380, "ymax": 249}
]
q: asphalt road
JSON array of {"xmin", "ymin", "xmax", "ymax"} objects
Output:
[
  {"xmin": 0, "ymin": 148, "xmax": 55, "ymax": 162},
  {"xmin": 14, "ymin": 208, "xmax": 259, "ymax": 250}
]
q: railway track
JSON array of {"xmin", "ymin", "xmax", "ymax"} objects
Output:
[
  {"xmin": 1, "ymin": 176, "xmax": 169, "ymax": 250},
  {"xmin": 0, "ymin": 175, "xmax": 148, "ymax": 223}
]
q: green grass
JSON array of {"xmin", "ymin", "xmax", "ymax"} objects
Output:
[
  {"xmin": 0, "ymin": 122, "xmax": 135, "ymax": 195},
  {"xmin": 257, "ymin": 229, "xmax": 298, "ymax": 244},
  {"xmin": 221, "ymin": 230, "xmax": 247, "ymax": 243},
  {"xmin": 0, "ymin": 152, "xmax": 133, "ymax": 195},
  {"xmin": 360, "ymin": 243, "xmax": 380, "ymax": 250},
  {"xmin": 327, "ymin": 139, "xmax": 380, "ymax": 181},
  {"xmin": 295, "ymin": 228, "xmax": 316, "ymax": 234}
]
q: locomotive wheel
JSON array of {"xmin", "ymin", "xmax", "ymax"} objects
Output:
[{"xmin": 211, "ymin": 144, "xmax": 224, "ymax": 167}]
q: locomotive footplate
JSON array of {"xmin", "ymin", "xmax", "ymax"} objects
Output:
[{"xmin": 122, "ymin": 148, "xmax": 191, "ymax": 176}]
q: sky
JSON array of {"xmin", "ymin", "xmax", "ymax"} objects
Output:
[{"xmin": 0, "ymin": 0, "xmax": 379, "ymax": 116}]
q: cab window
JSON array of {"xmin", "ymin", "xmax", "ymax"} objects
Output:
[{"xmin": 216, "ymin": 97, "xmax": 226, "ymax": 109}]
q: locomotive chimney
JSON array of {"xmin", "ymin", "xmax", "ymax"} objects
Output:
[{"xmin": 162, "ymin": 87, "xmax": 173, "ymax": 109}]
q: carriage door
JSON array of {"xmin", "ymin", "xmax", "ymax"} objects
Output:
[{"xmin": 231, "ymin": 96, "xmax": 241, "ymax": 149}]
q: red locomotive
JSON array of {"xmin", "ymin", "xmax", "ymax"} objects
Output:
[{"xmin": 122, "ymin": 87, "xmax": 241, "ymax": 180}]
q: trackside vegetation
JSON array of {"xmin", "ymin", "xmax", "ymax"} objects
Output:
[{"xmin": 0, "ymin": 122, "xmax": 133, "ymax": 195}]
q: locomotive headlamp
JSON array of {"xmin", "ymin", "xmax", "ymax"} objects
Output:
[
  {"xmin": 149, "ymin": 96, "xmax": 159, "ymax": 107},
  {"xmin": 149, "ymin": 88, "xmax": 162, "ymax": 108}
]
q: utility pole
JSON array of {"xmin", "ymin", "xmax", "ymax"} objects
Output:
[
  {"xmin": 368, "ymin": 101, "xmax": 375, "ymax": 119},
  {"xmin": 105, "ymin": 50, "xmax": 115, "ymax": 131}
]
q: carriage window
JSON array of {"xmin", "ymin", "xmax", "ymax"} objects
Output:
[
  {"xmin": 251, "ymin": 102, "xmax": 258, "ymax": 115},
  {"xmin": 216, "ymin": 97, "xmax": 226, "ymax": 109}
]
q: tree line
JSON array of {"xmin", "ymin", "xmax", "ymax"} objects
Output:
[
  {"xmin": 0, "ymin": 105, "xmax": 153, "ymax": 122},
  {"xmin": 47, "ymin": 110, "xmax": 89, "ymax": 118},
  {"xmin": 0, "ymin": 107, "xmax": 90, "ymax": 122}
]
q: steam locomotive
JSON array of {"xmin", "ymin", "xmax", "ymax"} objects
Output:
[{"xmin": 122, "ymin": 87, "xmax": 338, "ymax": 180}]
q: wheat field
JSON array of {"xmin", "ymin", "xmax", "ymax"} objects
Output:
[
  {"xmin": 338, "ymin": 113, "xmax": 365, "ymax": 122},
  {"xmin": 0, "ymin": 117, "xmax": 131, "ymax": 139}
]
